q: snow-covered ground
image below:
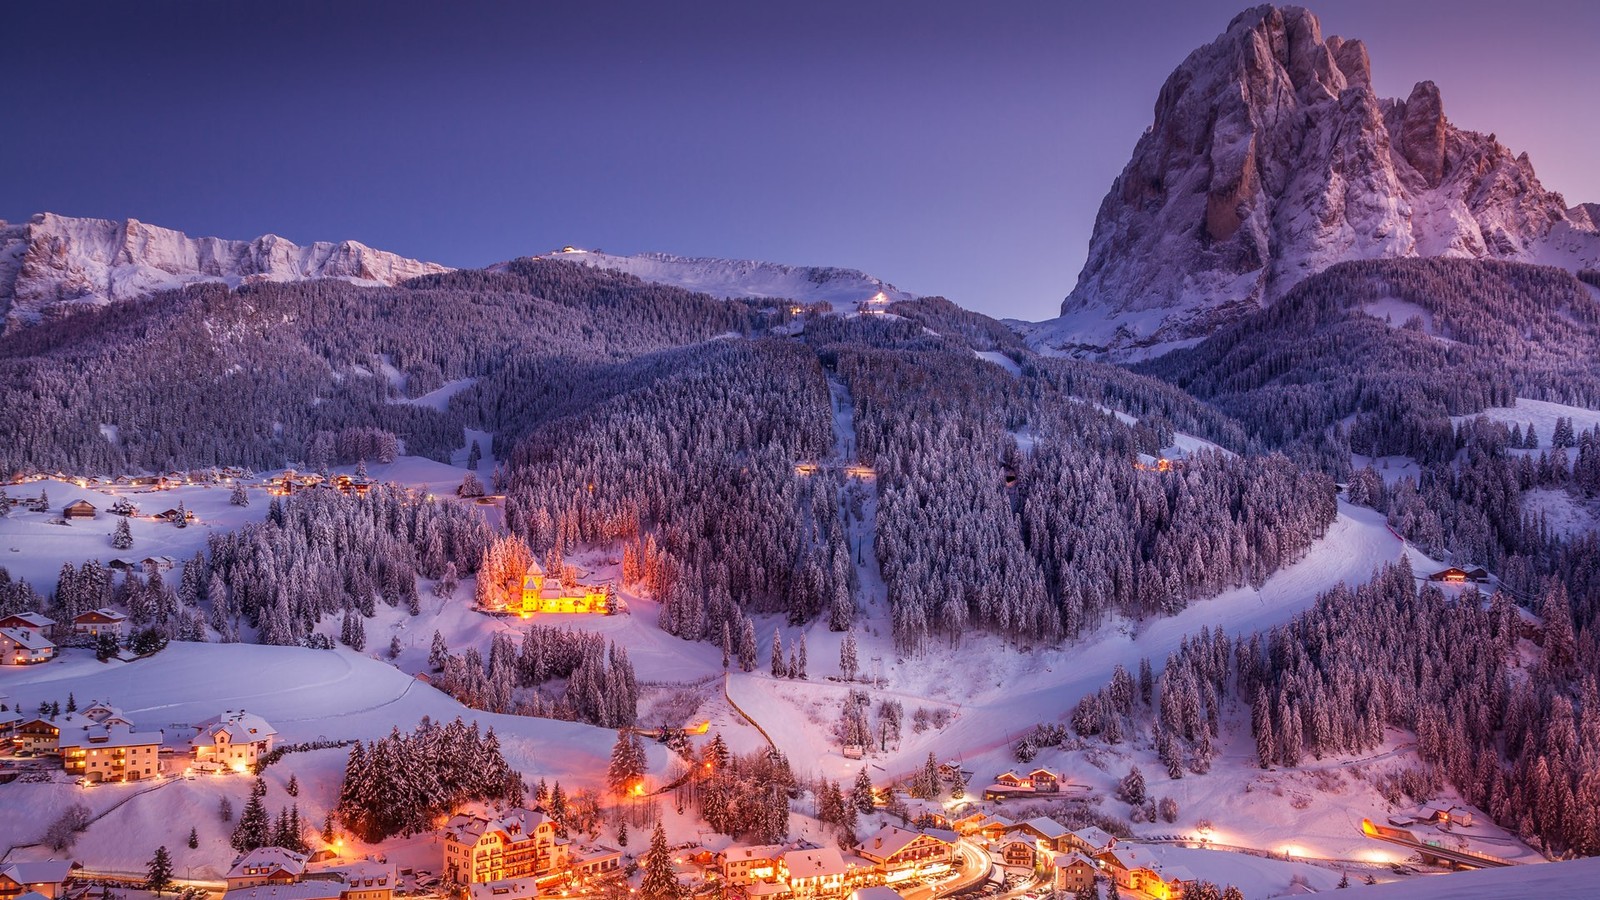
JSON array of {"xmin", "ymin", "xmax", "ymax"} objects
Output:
[
  {"xmin": 972, "ymin": 350, "xmax": 1021, "ymax": 376},
  {"xmin": 1451, "ymin": 397, "xmax": 1600, "ymax": 447},
  {"xmin": 391, "ymin": 377, "xmax": 477, "ymax": 412},
  {"xmin": 1358, "ymin": 856, "xmax": 1588, "ymax": 898},
  {"xmin": 0, "ymin": 477, "xmax": 269, "ymax": 586},
  {"xmin": 527, "ymin": 249, "xmax": 914, "ymax": 314},
  {"xmin": 1522, "ymin": 487, "xmax": 1600, "ymax": 539},
  {"xmin": 1351, "ymin": 453, "xmax": 1422, "ymax": 487},
  {"xmin": 1360, "ymin": 297, "xmax": 1452, "ymax": 341}
]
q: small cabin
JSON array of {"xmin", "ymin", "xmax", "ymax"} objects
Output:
[
  {"xmin": 63, "ymin": 499, "xmax": 97, "ymax": 519},
  {"xmin": 1428, "ymin": 567, "xmax": 1489, "ymax": 584},
  {"xmin": 1028, "ymin": 768, "xmax": 1061, "ymax": 792}
]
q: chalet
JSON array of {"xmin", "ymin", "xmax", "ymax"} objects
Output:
[
  {"xmin": 17, "ymin": 718, "xmax": 64, "ymax": 755},
  {"xmin": 1427, "ymin": 567, "xmax": 1490, "ymax": 585},
  {"xmin": 514, "ymin": 560, "xmax": 610, "ymax": 616},
  {"xmin": 141, "ymin": 555, "xmax": 177, "ymax": 570},
  {"xmin": 936, "ymin": 760, "xmax": 966, "ymax": 782},
  {"xmin": 108, "ymin": 558, "xmax": 139, "ymax": 571},
  {"xmin": 62, "ymin": 499, "xmax": 96, "ymax": 519},
  {"xmin": 992, "ymin": 771, "xmax": 1027, "ymax": 790},
  {"xmin": 1006, "ymin": 817, "xmax": 1071, "ymax": 850},
  {"xmin": 781, "ymin": 848, "xmax": 868, "ymax": 898},
  {"xmin": 0, "ymin": 862, "xmax": 77, "ymax": 900},
  {"xmin": 191, "ymin": 710, "xmax": 279, "ymax": 771},
  {"xmin": 442, "ymin": 808, "xmax": 568, "ymax": 885},
  {"xmin": 0, "ymin": 612, "xmax": 54, "ymax": 634},
  {"xmin": 853, "ymin": 826, "xmax": 954, "ymax": 883},
  {"xmin": 0, "ymin": 627, "xmax": 55, "ymax": 665},
  {"xmin": 902, "ymin": 798, "xmax": 952, "ymax": 830},
  {"xmin": 1028, "ymin": 768, "xmax": 1062, "ymax": 792},
  {"xmin": 718, "ymin": 844, "xmax": 788, "ymax": 885},
  {"xmin": 999, "ymin": 837, "xmax": 1040, "ymax": 869},
  {"xmin": 1096, "ymin": 846, "xmax": 1194, "ymax": 900},
  {"xmin": 970, "ymin": 815, "xmax": 1015, "ymax": 844},
  {"xmin": 59, "ymin": 722, "xmax": 165, "ymax": 782},
  {"xmin": 154, "ymin": 508, "xmax": 194, "ymax": 524},
  {"xmin": 226, "ymin": 847, "xmax": 309, "ymax": 890},
  {"xmin": 331, "ymin": 473, "xmax": 375, "ymax": 497},
  {"xmin": 1049, "ymin": 853, "xmax": 1098, "ymax": 895},
  {"xmin": 72, "ymin": 608, "xmax": 128, "ymax": 639}
]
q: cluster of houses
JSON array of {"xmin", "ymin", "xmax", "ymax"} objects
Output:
[
  {"xmin": 956, "ymin": 810, "xmax": 1195, "ymax": 900},
  {"xmin": 266, "ymin": 471, "xmax": 374, "ymax": 498},
  {"xmin": 980, "ymin": 767, "xmax": 1066, "ymax": 799},
  {"xmin": 46, "ymin": 498, "xmax": 196, "ymax": 524},
  {"xmin": 702, "ymin": 823, "xmax": 959, "ymax": 898},
  {"xmin": 223, "ymin": 847, "xmax": 397, "ymax": 900},
  {"xmin": 0, "ymin": 609, "xmax": 139, "ymax": 665},
  {"xmin": 2, "ymin": 699, "xmax": 277, "ymax": 783}
]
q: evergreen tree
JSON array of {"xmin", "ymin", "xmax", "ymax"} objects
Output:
[
  {"xmin": 145, "ymin": 846, "xmax": 174, "ymax": 896},
  {"xmin": 187, "ymin": 827, "xmax": 198, "ymax": 850},
  {"xmin": 429, "ymin": 630, "xmax": 449, "ymax": 670},
  {"xmin": 797, "ymin": 633, "xmax": 808, "ymax": 679},
  {"xmin": 851, "ymin": 766, "xmax": 875, "ymax": 814},
  {"xmin": 232, "ymin": 780, "xmax": 270, "ymax": 852},
  {"xmin": 640, "ymin": 822, "xmax": 681, "ymax": 900},
  {"xmin": 230, "ymin": 482, "xmax": 250, "ymax": 506},
  {"xmin": 112, "ymin": 516, "xmax": 133, "ymax": 550},
  {"xmin": 617, "ymin": 820, "xmax": 629, "ymax": 849},
  {"xmin": 286, "ymin": 773, "xmax": 299, "ymax": 797},
  {"xmin": 770, "ymin": 629, "xmax": 784, "ymax": 677},
  {"xmin": 840, "ymin": 630, "xmax": 858, "ymax": 681}
]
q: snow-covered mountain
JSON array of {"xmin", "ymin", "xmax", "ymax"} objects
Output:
[
  {"xmin": 0, "ymin": 212, "xmax": 451, "ymax": 329},
  {"xmin": 1027, "ymin": 4, "xmax": 1600, "ymax": 358},
  {"xmin": 530, "ymin": 248, "xmax": 915, "ymax": 312}
]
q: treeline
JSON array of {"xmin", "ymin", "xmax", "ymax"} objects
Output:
[
  {"xmin": 0, "ymin": 259, "xmax": 773, "ymax": 476},
  {"xmin": 428, "ymin": 627, "xmax": 638, "ymax": 728},
  {"xmin": 1144, "ymin": 258, "xmax": 1600, "ymax": 473},
  {"xmin": 830, "ymin": 335, "xmax": 1333, "ymax": 650},
  {"xmin": 207, "ymin": 486, "xmax": 492, "ymax": 643},
  {"xmin": 500, "ymin": 338, "xmax": 848, "ymax": 648},
  {"xmin": 335, "ymin": 717, "xmax": 521, "ymax": 843},
  {"xmin": 693, "ymin": 734, "xmax": 798, "ymax": 844},
  {"xmin": 1097, "ymin": 558, "xmax": 1600, "ymax": 857}
]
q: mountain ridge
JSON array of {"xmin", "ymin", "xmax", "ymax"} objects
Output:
[{"xmin": 0, "ymin": 212, "xmax": 452, "ymax": 330}]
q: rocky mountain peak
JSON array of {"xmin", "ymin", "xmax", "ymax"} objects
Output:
[{"xmin": 1034, "ymin": 4, "xmax": 1596, "ymax": 358}]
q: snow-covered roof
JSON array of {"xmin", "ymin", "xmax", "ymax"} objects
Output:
[
  {"xmin": 223, "ymin": 883, "xmax": 342, "ymax": 900},
  {"xmin": 720, "ymin": 844, "xmax": 788, "ymax": 862},
  {"xmin": 1, "ymin": 861, "xmax": 76, "ymax": 886},
  {"xmin": 467, "ymin": 879, "xmax": 538, "ymax": 900},
  {"xmin": 329, "ymin": 860, "xmax": 395, "ymax": 888},
  {"xmin": 849, "ymin": 888, "xmax": 904, "ymax": 900},
  {"xmin": 1070, "ymin": 826, "xmax": 1114, "ymax": 850},
  {"xmin": 1050, "ymin": 852, "xmax": 1097, "ymax": 870},
  {"xmin": 227, "ymin": 847, "xmax": 309, "ymax": 879},
  {"xmin": 1013, "ymin": 817, "xmax": 1070, "ymax": 840},
  {"xmin": 783, "ymin": 847, "xmax": 852, "ymax": 879},
  {"xmin": 0, "ymin": 627, "xmax": 55, "ymax": 650},
  {"xmin": 58, "ymin": 722, "xmax": 163, "ymax": 749},
  {"xmin": 447, "ymin": 807, "xmax": 551, "ymax": 844},
  {"xmin": 74, "ymin": 608, "xmax": 127, "ymax": 623},
  {"xmin": 0, "ymin": 612, "xmax": 54, "ymax": 628},
  {"xmin": 194, "ymin": 710, "xmax": 278, "ymax": 746},
  {"xmin": 856, "ymin": 825, "xmax": 925, "ymax": 860}
]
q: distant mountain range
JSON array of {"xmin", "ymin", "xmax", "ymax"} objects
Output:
[{"xmin": 0, "ymin": 213, "xmax": 450, "ymax": 330}]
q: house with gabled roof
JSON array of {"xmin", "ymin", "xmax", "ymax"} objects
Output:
[
  {"xmin": 442, "ymin": 807, "xmax": 568, "ymax": 885},
  {"xmin": 0, "ymin": 626, "xmax": 55, "ymax": 665},
  {"xmin": 1007, "ymin": 816, "xmax": 1071, "ymax": 849},
  {"xmin": 191, "ymin": 709, "xmax": 278, "ymax": 771},
  {"xmin": 853, "ymin": 825, "xmax": 954, "ymax": 883},
  {"xmin": 73, "ymin": 608, "xmax": 128, "ymax": 639},
  {"xmin": 1049, "ymin": 853, "xmax": 1098, "ymax": 894},
  {"xmin": 0, "ymin": 861, "xmax": 78, "ymax": 900},
  {"xmin": 226, "ymin": 847, "xmax": 309, "ymax": 890}
]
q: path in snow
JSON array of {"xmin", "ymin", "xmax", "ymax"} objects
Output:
[{"xmin": 826, "ymin": 372, "xmax": 890, "ymax": 642}]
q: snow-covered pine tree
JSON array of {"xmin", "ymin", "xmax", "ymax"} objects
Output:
[{"xmin": 112, "ymin": 516, "xmax": 133, "ymax": 550}]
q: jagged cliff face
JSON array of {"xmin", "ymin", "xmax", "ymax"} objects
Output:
[
  {"xmin": 1039, "ymin": 4, "xmax": 1598, "ymax": 357},
  {"xmin": 0, "ymin": 213, "xmax": 451, "ymax": 329}
]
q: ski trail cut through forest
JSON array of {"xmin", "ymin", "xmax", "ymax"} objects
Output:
[{"xmin": 826, "ymin": 369, "xmax": 889, "ymax": 644}]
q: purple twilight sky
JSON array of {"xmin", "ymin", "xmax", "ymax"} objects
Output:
[{"xmin": 3, "ymin": 0, "xmax": 1596, "ymax": 321}]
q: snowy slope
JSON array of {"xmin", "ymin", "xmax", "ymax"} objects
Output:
[
  {"xmin": 1357, "ymin": 857, "xmax": 1591, "ymax": 898},
  {"xmin": 0, "ymin": 213, "xmax": 451, "ymax": 328},
  {"xmin": 529, "ymin": 248, "xmax": 915, "ymax": 313}
]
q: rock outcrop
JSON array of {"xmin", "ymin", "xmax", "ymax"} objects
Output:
[{"xmin": 1037, "ymin": 4, "xmax": 1598, "ymax": 357}]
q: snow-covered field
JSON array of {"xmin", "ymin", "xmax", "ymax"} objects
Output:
[
  {"xmin": 1522, "ymin": 488, "xmax": 1600, "ymax": 539},
  {"xmin": 1350, "ymin": 453, "xmax": 1422, "ymax": 487},
  {"xmin": 1451, "ymin": 397, "xmax": 1600, "ymax": 448},
  {"xmin": 1359, "ymin": 856, "xmax": 1588, "ymax": 898},
  {"xmin": 0, "ymin": 478, "xmax": 269, "ymax": 586}
]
